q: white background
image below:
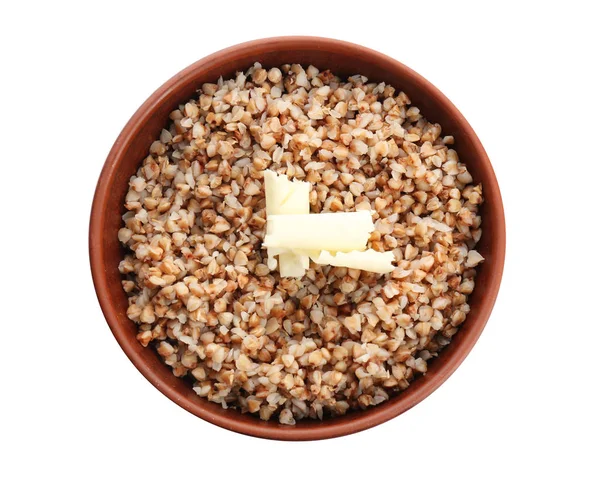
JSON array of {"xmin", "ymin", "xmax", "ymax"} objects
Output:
[{"xmin": 1, "ymin": 1, "xmax": 599, "ymax": 481}]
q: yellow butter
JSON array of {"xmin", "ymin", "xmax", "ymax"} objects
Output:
[
  {"xmin": 264, "ymin": 211, "xmax": 374, "ymax": 252},
  {"xmin": 264, "ymin": 170, "xmax": 310, "ymax": 216},
  {"xmin": 263, "ymin": 171, "xmax": 394, "ymax": 276},
  {"xmin": 264, "ymin": 170, "xmax": 310, "ymax": 277},
  {"xmin": 311, "ymin": 249, "xmax": 395, "ymax": 274},
  {"xmin": 278, "ymin": 251, "xmax": 310, "ymax": 277}
]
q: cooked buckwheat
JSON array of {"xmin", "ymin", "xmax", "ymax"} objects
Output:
[{"xmin": 118, "ymin": 63, "xmax": 484, "ymax": 425}]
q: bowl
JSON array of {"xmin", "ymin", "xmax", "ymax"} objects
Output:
[{"xmin": 90, "ymin": 36, "xmax": 505, "ymax": 440}]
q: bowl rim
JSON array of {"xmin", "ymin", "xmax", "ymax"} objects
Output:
[{"xmin": 90, "ymin": 36, "xmax": 506, "ymax": 441}]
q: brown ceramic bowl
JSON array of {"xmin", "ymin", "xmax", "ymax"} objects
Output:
[{"xmin": 90, "ymin": 36, "xmax": 505, "ymax": 440}]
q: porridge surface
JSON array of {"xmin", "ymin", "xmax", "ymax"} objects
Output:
[{"xmin": 118, "ymin": 63, "xmax": 484, "ymax": 425}]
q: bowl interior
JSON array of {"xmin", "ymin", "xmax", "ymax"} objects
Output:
[{"xmin": 90, "ymin": 37, "xmax": 505, "ymax": 440}]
